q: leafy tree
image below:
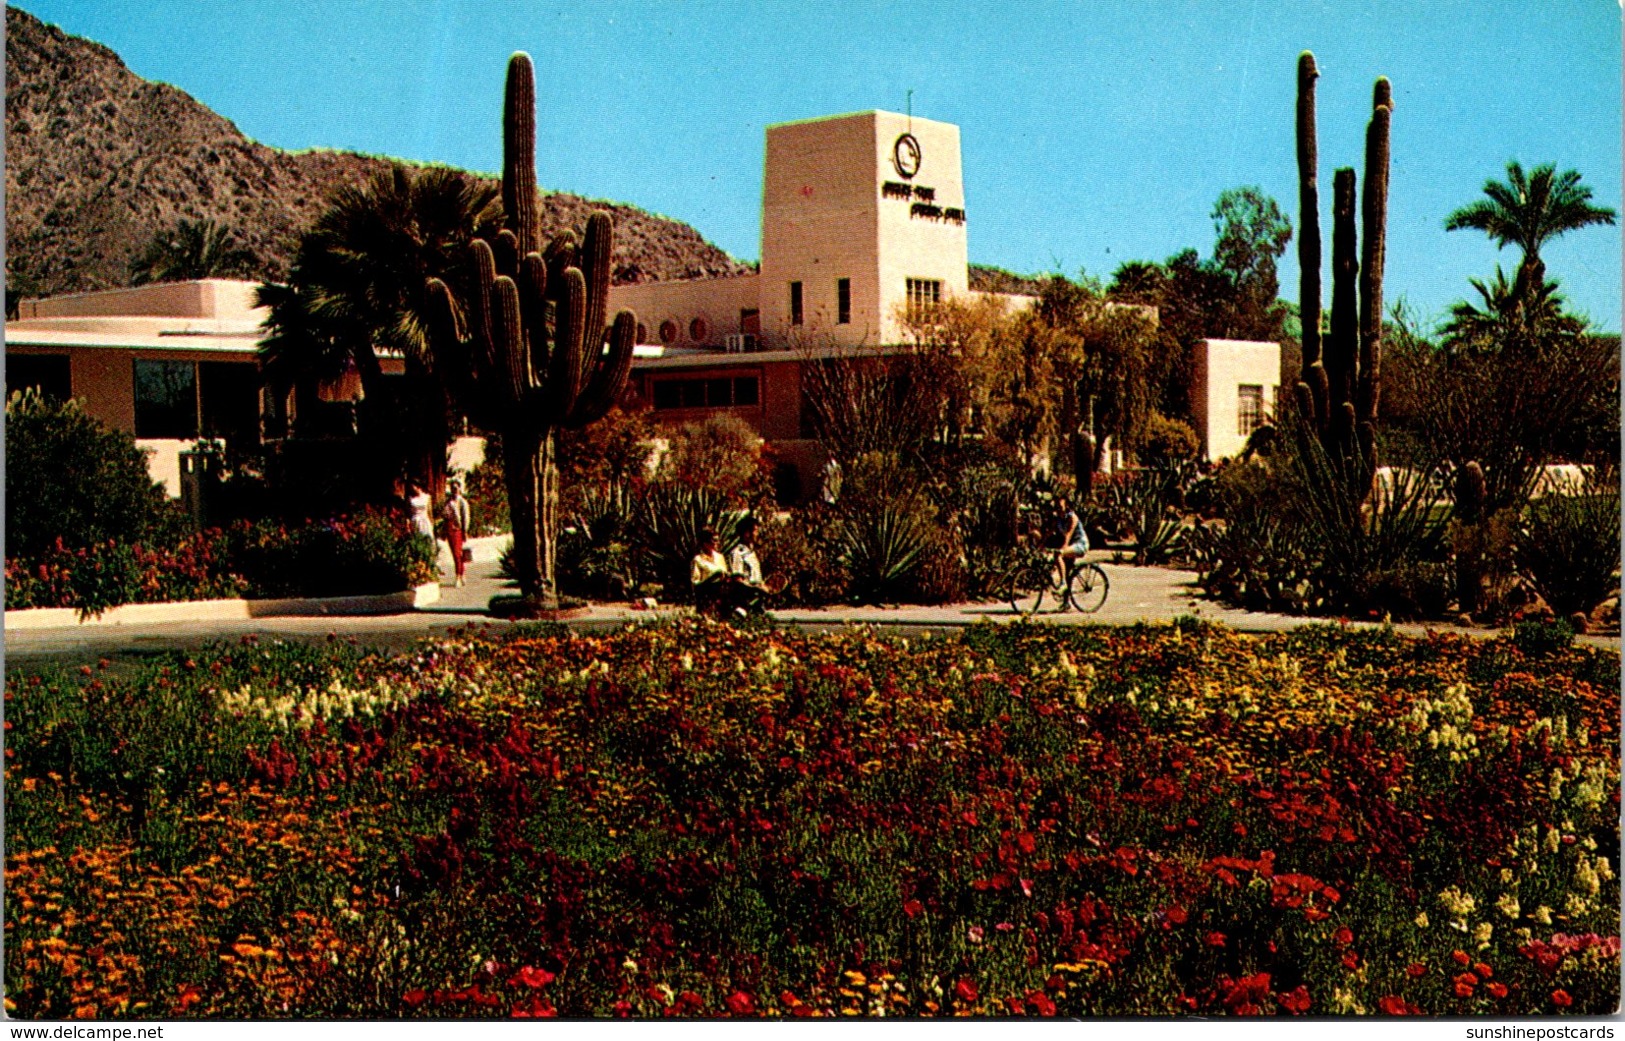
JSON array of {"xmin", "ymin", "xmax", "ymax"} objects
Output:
[
  {"xmin": 1209, "ymin": 186, "xmax": 1293, "ymax": 342},
  {"xmin": 1107, "ymin": 188, "xmax": 1294, "ymax": 419},
  {"xmin": 5, "ymin": 390, "xmax": 172, "ymax": 560},
  {"xmin": 129, "ymin": 219, "xmax": 257, "ymax": 285},
  {"xmin": 1445, "ymin": 161, "xmax": 1617, "ymax": 302},
  {"xmin": 258, "ymin": 165, "xmax": 499, "ymax": 498}
]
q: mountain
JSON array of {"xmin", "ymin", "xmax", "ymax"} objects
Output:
[{"xmin": 4, "ymin": 6, "xmax": 752, "ymax": 299}]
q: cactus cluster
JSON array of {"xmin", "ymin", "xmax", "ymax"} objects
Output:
[
  {"xmin": 1291, "ymin": 53, "xmax": 1391, "ymax": 497},
  {"xmin": 425, "ymin": 53, "xmax": 636, "ymax": 609}
]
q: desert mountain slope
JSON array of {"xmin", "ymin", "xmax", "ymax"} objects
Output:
[{"xmin": 5, "ymin": 6, "xmax": 752, "ymax": 298}]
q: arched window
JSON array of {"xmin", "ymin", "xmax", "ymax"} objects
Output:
[
  {"xmin": 689, "ymin": 317, "xmax": 709, "ymax": 343},
  {"xmin": 659, "ymin": 319, "xmax": 678, "ymax": 344}
]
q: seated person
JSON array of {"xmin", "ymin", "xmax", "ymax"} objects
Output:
[
  {"xmin": 690, "ymin": 527, "xmax": 731, "ymax": 615},
  {"xmin": 726, "ymin": 516, "xmax": 770, "ymax": 613}
]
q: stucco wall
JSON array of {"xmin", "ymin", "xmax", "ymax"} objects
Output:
[
  {"xmin": 609, "ymin": 273, "xmax": 761, "ymax": 348},
  {"xmin": 761, "ymin": 112, "xmax": 885, "ymax": 347},
  {"xmin": 21, "ymin": 279, "xmax": 264, "ymax": 321},
  {"xmin": 1193, "ymin": 338, "xmax": 1281, "ymax": 460}
]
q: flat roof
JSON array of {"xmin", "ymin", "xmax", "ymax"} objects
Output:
[{"xmin": 6, "ymin": 329, "xmax": 263, "ymax": 354}]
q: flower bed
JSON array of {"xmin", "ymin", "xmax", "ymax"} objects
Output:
[
  {"xmin": 4, "ymin": 507, "xmax": 435, "ymax": 618},
  {"xmin": 4, "ymin": 621, "xmax": 1617, "ymax": 1018}
]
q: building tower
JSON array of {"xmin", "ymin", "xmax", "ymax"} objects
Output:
[{"xmin": 760, "ymin": 111, "xmax": 969, "ymax": 347}]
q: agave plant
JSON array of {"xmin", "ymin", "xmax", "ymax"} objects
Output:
[
  {"xmin": 637, "ymin": 483, "xmax": 747, "ymax": 600},
  {"xmin": 558, "ymin": 482, "xmax": 639, "ymax": 600},
  {"xmin": 836, "ymin": 502, "xmax": 933, "ymax": 603}
]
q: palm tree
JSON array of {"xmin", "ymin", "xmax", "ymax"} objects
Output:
[
  {"xmin": 1444, "ymin": 162, "xmax": 1616, "ymax": 300},
  {"xmin": 258, "ymin": 164, "xmax": 500, "ymax": 496},
  {"xmin": 129, "ymin": 218, "xmax": 258, "ymax": 284},
  {"xmin": 1442, "ymin": 265, "xmax": 1584, "ymax": 351}
]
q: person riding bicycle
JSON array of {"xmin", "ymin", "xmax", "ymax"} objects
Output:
[{"xmin": 1055, "ymin": 495, "xmax": 1089, "ymax": 563}]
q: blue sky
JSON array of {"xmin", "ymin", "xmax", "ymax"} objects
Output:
[{"xmin": 18, "ymin": 0, "xmax": 1624, "ymax": 331}]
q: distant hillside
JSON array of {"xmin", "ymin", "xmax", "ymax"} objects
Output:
[
  {"xmin": 969, "ymin": 264, "xmax": 1050, "ymax": 297},
  {"xmin": 4, "ymin": 6, "xmax": 751, "ymax": 299}
]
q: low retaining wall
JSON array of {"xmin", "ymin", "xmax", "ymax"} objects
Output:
[{"xmin": 4, "ymin": 583, "xmax": 441, "ymax": 630}]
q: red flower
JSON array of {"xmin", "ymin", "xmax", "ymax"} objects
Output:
[
  {"xmin": 1205, "ymin": 932, "xmax": 1227, "ymax": 947},
  {"xmin": 1341, "ymin": 951, "xmax": 1360, "ymax": 970},
  {"xmin": 726, "ymin": 991, "xmax": 756, "ymax": 1016},
  {"xmin": 508, "ymin": 966, "xmax": 556, "ymax": 989},
  {"xmin": 1406, "ymin": 963, "xmax": 1428, "ymax": 978},
  {"xmin": 1472, "ymin": 962, "xmax": 1493, "ymax": 979},
  {"xmin": 1452, "ymin": 950, "xmax": 1471, "ymax": 966},
  {"xmin": 1333, "ymin": 926, "xmax": 1354, "ymax": 946},
  {"xmin": 510, "ymin": 996, "xmax": 557, "ymax": 1018},
  {"xmin": 955, "ymin": 978, "xmax": 979, "ymax": 1004},
  {"xmin": 1454, "ymin": 972, "xmax": 1478, "ymax": 997},
  {"xmin": 1378, "ymin": 995, "xmax": 1421, "ymax": 1016},
  {"xmin": 903, "ymin": 898, "xmax": 924, "ymax": 918},
  {"xmin": 1277, "ymin": 986, "xmax": 1311, "ymax": 1014},
  {"xmin": 1166, "ymin": 905, "xmax": 1189, "ymax": 925},
  {"xmin": 402, "ymin": 989, "xmax": 428, "ymax": 1008},
  {"xmin": 1552, "ymin": 990, "xmax": 1573, "ymax": 1008},
  {"xmin": 1486, "ymin": 983, "xmax": 1508, "ymax": 999},
  {"xmin": 1027, "ymin": 990, "xmax": 1057, "ymax": 1017}
]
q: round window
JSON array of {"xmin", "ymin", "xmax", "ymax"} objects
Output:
[
  {"xmin": 636, "ymin": 322, "xmax": 649, "ymax": 344},
  {"xmin": 689, "ymin": 317, "xmax": 709, "ymax": 343},
  {"xmin": 658, "ymin": 320, "xmax": 678, "ymax": 344}
]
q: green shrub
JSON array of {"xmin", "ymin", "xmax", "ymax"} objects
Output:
[
  {"xmin": 4, "ymin": 390, "xmax": 171, "ymax": 561},
  {"xmin": 657, "ymin": 413, "xmax": 773, "ymax": 505},
  {"xmin": 752, "ymin": 506, "xmax": 848, "ymax": 606},
  {"xmin": 1518, "ymin": 477, "xmax": 1621, "ymax": 618},
  {"xmin": 463, "ymin": 439, "xmax": 510, "ymax": 537}
]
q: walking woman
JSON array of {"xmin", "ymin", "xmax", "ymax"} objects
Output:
[{"xmin": 441, "ymin": 476, "xmax": 472, "ymax": 587}]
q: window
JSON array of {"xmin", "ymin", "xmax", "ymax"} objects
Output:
[
  {"xmin": 837, "ymin": 278, "xmax": 851, "ymax": 325},
  {"xmin": 651, "ymin": 375, "xmax": 761, "ymax": 411},
  {"xmin": 659, "ymin": 320, "xmax": 678, "ymax": 344},
  {"xmin": 133, "ymin": 359, "xmax": 198, "ymax": 438},
  {"xmin": 1237, "ymin": 384, "xmax": 1265, "ymax": 437},
  {"xmin": 636, "ymin": 322, "xmax": 649, "ymax": 344},
  {"xmin": 905, "ymin": 277, "xmax": 941, "ymax": 318},
  {"xmin": 690, "ymin": 317, "xmax": 709, "ymax": 343},
  {"xmin": 6, "ymin": 353, "xmax": 71, "ymax": 401},
  {"xmin": 789, "ymin": 281, "xmax": 803, "ymax": 326}
]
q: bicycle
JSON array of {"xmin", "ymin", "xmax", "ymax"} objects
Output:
[{"xmin": 1005, "ymin": 545, "xmax": 1110, "ymax": 616}]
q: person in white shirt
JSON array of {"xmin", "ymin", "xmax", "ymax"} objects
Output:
[
  {"xmin": 441, "ymin": 477, "xmax": 473, "ymax": 587},
  {"xmin": 690, "ymin": 528, "xmax": 730, "ymax": 615}
]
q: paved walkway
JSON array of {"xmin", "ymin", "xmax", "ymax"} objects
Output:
[{"xmin": 5, "ymin": 553, "xmax": 1616, "ymax": 669}]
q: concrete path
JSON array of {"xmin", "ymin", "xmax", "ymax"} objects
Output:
[{"xmin": 5, "ymin": 552, "xmax": 1615, "ymax": 670}]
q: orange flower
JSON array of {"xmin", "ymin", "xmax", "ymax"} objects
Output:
[
  {"xmin": 1552, "ymin": 990, "xmax": 1573, "ymax": 1008},
  {"xmin": 1406, "ymin": 963, "xmax": 1427, "ymax": 978}
]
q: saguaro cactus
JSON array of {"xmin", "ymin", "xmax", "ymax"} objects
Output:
[
  {"xmin": 1292, "ymin": 53, "xmax": 1391, "ymax": 501},
  {"xmin": 425, "ymin": 53, "xmax": 636, "ymax": 611}
]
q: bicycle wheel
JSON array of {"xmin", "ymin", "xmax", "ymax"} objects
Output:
[
  {"xmin": 1007, "ymin": 566, "xmax": 1047, "ymax": 617},
  {"xmin": 1066, "ymin": 563, "xmax": 1110, "ymax": 613}
]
